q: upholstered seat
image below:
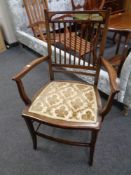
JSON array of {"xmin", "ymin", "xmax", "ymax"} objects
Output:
[{"xmin": 24, "ymin": 81, "xmax": 101, "ymax": 128}]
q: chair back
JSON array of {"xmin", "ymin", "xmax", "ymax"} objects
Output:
[
  {"xmin": 44, "ymin": 10, "xmax": 110, "ymax": 85},
  {"xmin": 23, "ymin": 0, "xmax": 48, "ymax": 39}
]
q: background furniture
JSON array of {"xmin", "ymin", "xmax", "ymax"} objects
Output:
[
  {"xmin": 104, "ymin": 0, "xmax": 125, "ymax": 14},
  {"xmin": 13, "ymin": 10, "xmax": 118, "ymax": 166},
  {"xmin": 7, "ymin": 0, "xmax": 131, "ymax": 114},
  {"xmin": 108, "ymin": 12, "xmax": 131, "ymax": 54},
  {"xmin": 100, "ymin": 0, "xmax": 126, "ymax": 55},
  {"xmin": 0, "ymin": 0, "xmax": 16, "ymax": 45},
  {"xmin": 71, "ymin": 0, "xmax": 125, "ymax": 13},
  {"xmin": 23, "ymin": 0, "xmax": 48, "ymax": 41},
  {"xmin": 124, "ymin": 0, "xmax": 131, "ymax": 12},
  {"xmin": 0, "ymin": 27, "xmax": 6, "ymax": 53},
  {"xmin": 71, "ymin": 0, "xmax": 105, "ymax": 10},
  {"xmin": 23, "ymin": 0, "xmax": 93, "ymax": 57},
  {"xmin": 107, "ymin": 12, "xmax": 131, "ymax": 76}
]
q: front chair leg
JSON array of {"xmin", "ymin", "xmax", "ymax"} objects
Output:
[
  {"xmin": 88, "ymin": 130, "xmax": 99, "ymax": 166},
  {"xmin": 23, "ymin": 116, "xmax": 37, "ymax": 150}
]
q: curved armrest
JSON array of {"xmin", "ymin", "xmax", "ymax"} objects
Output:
[
  {"xmin": 100, "ymin": 58, "xmax": 119, "ymax": 117},
  {"xmin": 12, "ymin": 56, "xmax": 49, "ymax": 105}
]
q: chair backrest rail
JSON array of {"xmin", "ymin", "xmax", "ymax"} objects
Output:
[{"xmin": 44, "ymin": 9, "xmax": 110, "ymax": 85}]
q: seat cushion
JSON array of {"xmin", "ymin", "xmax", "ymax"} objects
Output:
[{"xmin": 28, "ymin": 81, "xmax": 98, "ymax": 123}]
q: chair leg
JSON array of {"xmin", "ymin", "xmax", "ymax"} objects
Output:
[
  {"xmin": 23, "ymin": 117, "xmax": 37, "ymax": 150},
  {"xmin": 88, "ymin": 130, "xmax": 99, "ymax": 166},
  {"xmin": 112, "ymin": 32, "xmax": 117, "ymax": 44},
  {"xmin": 115, "ymin": 33, "xmax": 122, "ymax": 54}
]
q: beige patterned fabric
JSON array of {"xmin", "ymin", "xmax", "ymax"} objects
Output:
[{"xmin": 29, "ymin": 81, "xmax": 98, "ymax": 123}]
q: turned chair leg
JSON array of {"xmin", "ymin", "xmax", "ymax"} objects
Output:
[
  {"xmin": 88, "ymin": 130, "xmax": 99, "ymax": 166},
  {"xmin": 23, "ymin": 117, "xmax": 37, "ymax": 150}
]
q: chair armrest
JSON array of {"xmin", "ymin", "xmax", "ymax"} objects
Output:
[
  {"xmin": 12, "ymin": 56, "xmax": 49, "ymax": 105},
  {"xmin": 100, "ymin": 58, "xmax": 119, "ymax": 117},
  {"xmin": 12, "ymin": 56, "xmax": 49, "ymax": 80}
]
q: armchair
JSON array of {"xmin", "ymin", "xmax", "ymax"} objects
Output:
[
  {"xmin": 7, "ymin": 0, "xmax": 131, "ymax": 113},
  {"xmin": 12, "ymin": 10, "xmax": 118, "ymax": 166}
]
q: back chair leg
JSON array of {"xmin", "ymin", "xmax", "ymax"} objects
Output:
[
  {"xmin": 88, "ymin": 130, "xmax": 99, "ymax": 166},
  {"xmin": 23, "ymin": 116, "xmax": 37, "ymax": 150}
]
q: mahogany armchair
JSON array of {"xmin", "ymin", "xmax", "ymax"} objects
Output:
[{"xmin": 12, "ymin": 10, "xmax": 118, "ymax": 166}]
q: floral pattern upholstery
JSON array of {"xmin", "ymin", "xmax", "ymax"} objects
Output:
[{"xmin": 29, "ymin": 81, "xmax": 98, "ymax": 123}]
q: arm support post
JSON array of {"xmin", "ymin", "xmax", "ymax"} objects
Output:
[{"xmin": 100, "ymin": 58, "xmax": 119, "ymax": 118}]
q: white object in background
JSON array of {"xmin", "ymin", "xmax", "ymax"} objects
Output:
[
  {"xmin": 0, "ymin": 0, "xmax": 16, "ymax": 44},
  {"xmin": 0, "ymin": 27, "xmax": 6, "ymax": 52}
]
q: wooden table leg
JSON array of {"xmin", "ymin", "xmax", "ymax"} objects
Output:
[{"xmin": 115, "ymin": 32, "xmax": 122, "ymax": 54}]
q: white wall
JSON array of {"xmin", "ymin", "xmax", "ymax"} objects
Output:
[{"xmin": 0, "ymin": 0, "xmax": 17, "ymax": 44}]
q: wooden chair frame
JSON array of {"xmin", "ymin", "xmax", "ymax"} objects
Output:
[{"xmin": 12, "ymin": 10, "xmax": 119, "ymax": 166}]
